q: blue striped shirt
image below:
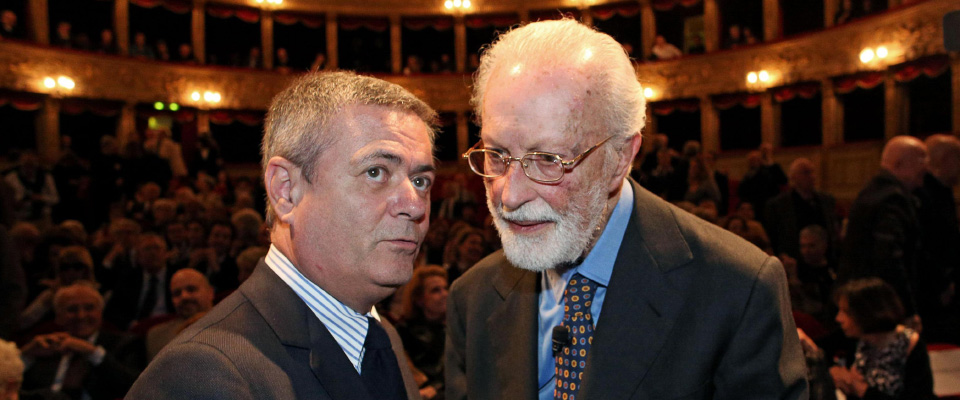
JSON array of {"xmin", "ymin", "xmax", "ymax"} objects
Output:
[{"xmin": 265, "ymin": 245, "xmax": 378, "ymax": 374}]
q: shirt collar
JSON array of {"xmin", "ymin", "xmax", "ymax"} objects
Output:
[{"xmin": 546, "ymin": 179, "xmax": 634, "ymax": 300}]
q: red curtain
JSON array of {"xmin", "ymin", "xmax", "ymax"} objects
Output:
[
  {"xmin": 338, "ymin": 16, "xmax": 389, "ymax": 32},
  {"xmin": 206, "ymin": 5, "xmax": 260, "ymax": 23},
  {"xmin": 129, "ymin": 0, "xmax": 191, "ymax": 14},
  {"xmin": 713, "ymin": 93, "xmax": 761, "ymax": 110},
  {"xmin": 591, "ymin": 2, "xmax": 642, "ymax": 20},
  {"xmin": 464, "ymin": 13, "xmax": 519, "ymax": 28},
  {"xmin": 209, "ymin": 110, "xmax": 264, "ymax": 126},
  {"xmin": 652, "ymin": 0, "xmax": 702, "ymax": 12},
  {"xmin": 650, "ymin": 99, "xmax": 700, "ymax": 116},
  {"xmin": 274, "ymin": 12, "xmax": 325, "ymax": 29},
  {"xmin": 834, "ymin": 72, "xmax": 884, "ymax": 94},
  {"xmin": 60, "ymin": 99, "xmax": 122, "ymax": 117},
  {"xmin": 892, "ymin": 56, "xmax": 949, "ymax": 82},
  {"xmin": 0, "ymin": 92, "xmax": 43, "ymax": 111},
  {"xmin": 402, "ymin": 16, "xmax": 454, "ymax": 31},
  {"xmin": 773, "ymin": 82, "xmax": 821, "ymax": 103}
]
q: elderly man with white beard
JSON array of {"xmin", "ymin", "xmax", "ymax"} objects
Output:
[{"xmin": 445, "ymin": 19, "xmax": 807, "ymax": 400}]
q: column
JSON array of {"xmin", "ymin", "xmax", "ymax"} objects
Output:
[
  {"xmin": 952, "ymin": 55, "xmax": 960, "ymax": 132},
  {"xmin": 456, "ymin": 112, "xmax": 469, "ymax": 156},
  {"xmin": 36, "ymin": 98, "xmax": 60, "ymax": 164},
  {"xmin": 518, "ymin": 8, "xmax": 529, "ymax": 24},
  {"xmin": 117, "ymin": 102, "xmax": 137, "ymax": 149},
  {"xmin": 824, "ymin": 0, "xmax": 839, "ymax": 28},
  {"xmin": 821, "ymin": 79, "xmax": 842, "ymax": 146},
  {"xmin": 28, "ymin": 0, "xmax": 48, "ymax": 44},
  {"xmin": 762, "ymin": 0, "xmax": 781, "ymax": 42},
  {"xmin": 454, "ymin": 16, "xmax": 466, "ymax": 73},
  {"xmin": 640, "ymin": 0, "xmax": 656, "ymax": 60},
  {"xmin": 883, "ymin": 72, "xmax": 902, "ymax": 139},
  {"xmin": 326, "ymin": 13, "xmax": 338, "ymax": 69},
  {"xmin": 760, "ymin": 92, "xmax": 780, "ymax": 146},
  {"xmin": 192, "ymin": 0, "xmax": 206, "ymax": 64},
  {"xmin": 644, "ymin": 106, "xmax": 657, "ymax": 137},
  {"xmin": 390, "ymin": 15, "xmax": 402, "ymax": 74},
  {"xmin": 262, "ymin": 10, "xmax": 274, "ymax": 70},
  {"xmin": 114, "ymin": 0, "xmax": 129, "ymax": 55},
  {"xmin": 700, "ymin": 96, "xmax": 720, "ymax": 153},
  {"xmin": 703, "ymin": 0, "xmax": 720, "ymax": 52},
  {"xmin": 580, "ymin": 8, "xmax": 593, "ymax": 27},
  {"xmin": 196, "ymin": 110, "xmax": 211, "ymax": 136}
]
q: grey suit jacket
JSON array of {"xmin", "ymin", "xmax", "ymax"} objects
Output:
[
  {"xmin": 446, "ymin": 181, "xmax": 807, "ymax": 400},
  {"xmin": 127, "ymin": 260, "xmax": 420, "ymax": 400}
]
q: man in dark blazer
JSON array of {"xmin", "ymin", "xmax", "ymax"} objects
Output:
[
  {"xmin": 447, "ymin": 19, "xmax": 807, "ymax": 400},
  {"xmin": 103, "ymin": 233, "xmax": 176, "ymax": 330},
  {"xmin": 128, "ymin": 71, "xmax": 437, "ymax": 399},
  {"xmin": 763, "ymin": 157, "xmax": 840, "ymax": 259},
  {"xmin": 20, "ymin": 282, "xmax": 143, "ymax": 400}
]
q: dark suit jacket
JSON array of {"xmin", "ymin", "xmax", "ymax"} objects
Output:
[
  {"xmin": 103, "ymin": 266, "xmax": 177, "ymax": 330},
  {"xmin": 126, "ymin": 259, "xmax": 421, "ymax": 400},
  {"xmin": 446, "ymin": 181, "xmax": 807, "ymax": 400},
  {"xmin": 838, "ymin": 171, "xmax": 923, "ymax": 315},
  {"xmin": 22, "ymin": 330, "xmax": 144, "ymax": 400},
  {"xmin": 763, "ymin": 188, "xmax": 839, "ymax": 258}
]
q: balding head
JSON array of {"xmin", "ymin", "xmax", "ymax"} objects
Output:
[
  {"xmin": 925, "ymin": 134, "xmax": 960, "ymax": 186},
  {"xmin": 788, "ymin": 158, "xmax": 816, "ymax": 195},
  {"xmin": 880, "ymin": 135, "xmax": 928, "ymax": 190},
  {"xmin": 170, "ymin": 268, "xmax": 214, "ymax": 319}
]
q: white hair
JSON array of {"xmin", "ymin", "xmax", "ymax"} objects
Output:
[
  {"xmin": 0, "ymin": 339, "xmax": 23, "ymax": 388},
  {"xmin": 472, "ymin": 18, "xmax": 646, "ymax": 141}
]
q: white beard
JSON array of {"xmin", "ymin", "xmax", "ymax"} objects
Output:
[{"xmin": 487, "ymin": 181, "xmax": 609, "ymax": 272}]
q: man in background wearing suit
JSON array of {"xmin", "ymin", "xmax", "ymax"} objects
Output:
[
  {"xmin": 446, "ymin": 19, "xmax": 807, "ymax": 400},
  {"xmin": 128, "ymin": 71, "xmax": 438, "ymax": 399}
]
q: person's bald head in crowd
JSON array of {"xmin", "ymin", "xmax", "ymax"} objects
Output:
[
  {"xmin": 799, "ymin": 224, "xmax": 829, "ymax": 266},
  {"xmin": 880, "ymin": 135, "xmax": 928, "ymax": 191},
  {"xmin": 924, "ymin": 134, "xmax": 960, "ymax": 187},
  {"xmin": 53, "ymin": 282, "xmax": 104, "ymax": 339},
  {"xmin": 169, "ymin": 269, "xmax": 214, "ymax": 320},
  {"xmin": 788, "ymin": 158, "xmax": 816, "ymax": 196}
]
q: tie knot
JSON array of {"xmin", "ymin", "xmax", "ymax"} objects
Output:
[{"xmin": 563, "ymin": 273, "xmax": 598, "ymax": 304}]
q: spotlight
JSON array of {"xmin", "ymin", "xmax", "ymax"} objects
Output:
[{"xmin": 859, "ymin": 48, "xmax": 875, "ymax": 63}]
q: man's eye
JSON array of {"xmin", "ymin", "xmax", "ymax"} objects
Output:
[
  {"xmin": 367, "ymin": 167, "xmax": 387, "ymax": 181},
  {"xmin": 412, "ymin": 176, "xmax": 432, "ymax": 190}
]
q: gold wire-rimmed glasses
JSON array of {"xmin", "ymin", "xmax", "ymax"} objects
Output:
[{"xmin": 462, "ymin": 135, "xmax": 615, "ymax": 183}]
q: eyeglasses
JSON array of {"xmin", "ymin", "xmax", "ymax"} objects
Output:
[{"xmin": 462, "ymin": 135, "xmax": 615, "ymax": 183}]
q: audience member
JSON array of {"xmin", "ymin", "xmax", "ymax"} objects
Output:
[
  {"xmin": 915, "ymin": 134, "xmax": 960, "ymax": 343},
  {"xmin": 187, "ymin": 221, "xmax": 238, "ymax": 292},
  {"xmin": 724, "ymin": 24, "xmax": 744, "ymax": 49},
  {"xmin": 0, "ymin": 339, "xmax": 25, "ymax": 400},
  {"xmin": 829, "ymin": 278, "xmax": 935, "ymax": 400},
  {"xmin": 687, "ymin": 35, "xmax": 706, "ymax": 54},
  {"xmin": 743, "ymin": 27, "xmax": 759, "ymax": 45},
  {"xmin": 20, "ymin": 282, "xmax": 143, "ymax": 400},
  {"xmin": 737, "ymin": 144, "xmax": 787, "ymax": 223},
  {"xmin": 651, "ymin": 35, "xmax": 682, "ymax": 60},
  {"xmin": 19, "ymin": 246, "xmax": 96, "ymax": 334},
  {"xmin": 155, "ymin": 40, "xmax": 170, "ymax": 62},
  {"xmin": 95, "ymin": 29, "xmax": 117, "ymax": 54},
  {"xmin": 683, "ymin": 155, "xmax": 721, "ymax": 206},
  {"xmin": 234, "ymin": 246, "xmax": 267, "ymax": 285},
  {"xmin": 442, "ymin": 228, "xmax": 486, "ymax": 283},
  {"xmin": 0, "ymin": 224, "xmax": 25, "ymax": 341},
  {"xmin": 397, "ymin": 266, "xmax": 449, "ymax": 400},
  {"xmin": 244, "ymin": 47, "xmax": 262, "ymax": 69},
  {"xmin": 274, "ymin": 47, "xmax": 291, "ymax": 72},
  {"xmin": 836, "ymin": 0, "xmax": 854, "ymax": 24},
  {"xmin": 103, "ymin": 234, "xmax": 176, "ymax": 330},
  {"xmin": 4, "ymin": 152, "xmax": 59, "ymax": 228},
  {"xmin": 788, "ymin": 225, "xmax": 839, "ymax": 327},
  {"xmin": 1, "ymin": 10, "xmax": 23, "ymax": 40},
  {"xmin": 176, "ymin": 43, "xmax": 196, "ymax": 64},
  {"xmin": 764, "ymin": 158, "xmax": 840, "ymax": 259},
  {"xmin": 839, "ymin": 135, "xmax": 927, "ymax": 324},
  {"xmin": 145, "ymin": 269, "xmax": 213, "ymax": 361},
  {"xmin": 128, "ymin": 33, "xmax": 155, "ymax": 60},
  {"xmin": 52, "ymin": 22, "xmax": 72, "ymax": 49}
]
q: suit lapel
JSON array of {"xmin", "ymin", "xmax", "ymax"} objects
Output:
[
  {"xmin": 579, "ymin": 182, "xmax": 692, "ymax": 400},
  {"xmin": 241, "ymin": 261, "xmax": 372, "ymax": 400},
  {"xmin": 486, "ymin": 262, "xmax": 540, "ymax": 399}
]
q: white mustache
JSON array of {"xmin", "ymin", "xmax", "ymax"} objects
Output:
[{"xmin": 498, "ymin": 200, "xmax": 560, "ymax": 224}]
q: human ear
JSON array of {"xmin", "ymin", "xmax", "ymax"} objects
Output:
[
  {"xmin": 264, "ymin": 157, "xmax": 303, "ymax": 225},
  {"xmin": 608, "ymin": 134, "xmax": 642, "ymax": 192}
]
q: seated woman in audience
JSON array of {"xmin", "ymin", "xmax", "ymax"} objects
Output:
[
  {"xmin": 829, "ymin": 278, "xmax": 935, "ymax": 400},
  {"xmin": 397, "ymin": 266, "xmax": 449, "ymax": 400},
  {"xmin": 442, "ymin": 227, "xmax": 487, "ymax": 283},
  {"xmin": 19, "ymin": 246, "xmax": 97, "ymax": 332}
]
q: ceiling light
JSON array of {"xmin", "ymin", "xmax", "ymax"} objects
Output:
[
  {"xmin": 57, "ymin": 76, "xmax": 75, "ymax": 89},
  {"xmin": 643, "ymin": 88, "xmax": 654, "ymax": 99},
  {"xmin": 43, "ymin": 77, "xmax": 56, "ymax": 89},
  {"xmin": 758, "ymin": 70, "xmax": 769, "ymax": 82},
  {"xmin": 859, "ymin": 48, "xmax": 874, "ymax": 63},
  {"xmin": 876, "ymin": 46, "xmax": 888, "ymax": 58},
  {"xmin": 747, "ymin": 72, "xmax": 758, "ymax": 84}
]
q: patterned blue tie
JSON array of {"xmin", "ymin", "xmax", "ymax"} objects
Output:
[{"xmin": 555, "ymin": 273, "xmax": 598, "ymax": 400}]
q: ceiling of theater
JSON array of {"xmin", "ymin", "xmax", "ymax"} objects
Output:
[{"xmin": 214, "ymin": 0, "xmax": 619, "ymax": 15}]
